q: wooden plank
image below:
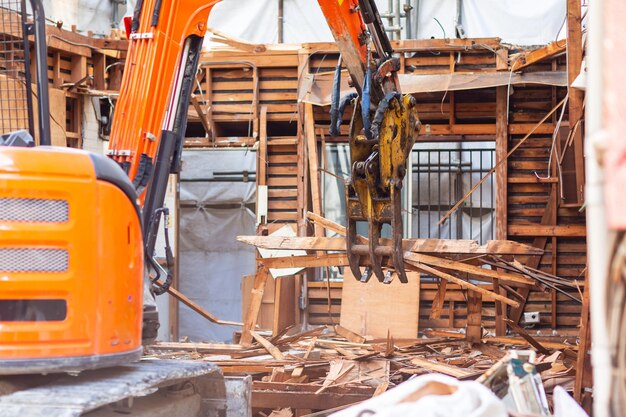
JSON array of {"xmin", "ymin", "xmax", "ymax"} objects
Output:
[
  {"xmin": 252, "ymin": 381, "xmax": 374, "ymax": 410},
  {"xmin": 507, "ymin": 224, "xmax": 586, "ymax": 237},
  {"xmin": 334, "ymin": 325, "xmax": 366, "ymax": 344},
  {"xmin": 238, "ymin": 236, "xmax": 543, "ymax": 256},
  {"xmin": 154, "ymin": 281, "xmax": 242, "ymax": 327},
  {"xmin": 430, "ymin": 279, "xmax": 447, "ymax": 320},
  {"xmin": 240, "ymin": 267, "xmax": 271, "ymax": 346},
  {"xmin": 259, "ymin": 253, "xmax": 348, "ymax": 269},
  {"xmin": 250, "ymin": 330, "xmax": 285, "ymax": 360},
  {"xmin": 504, "ymin": 319, "xmax": 550, "ymax": 354},
  {"xmin": 340, "ymin": 269, "xmax": 419, "ymax": 339},
  {"xmin": 410, "ymin": 357, "xmax": 473, "ymax": 378}
]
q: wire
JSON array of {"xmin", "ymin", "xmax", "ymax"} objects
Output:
[{"xmin": 433, "ymin": 17, "xmax": 446, "ymax": 39}]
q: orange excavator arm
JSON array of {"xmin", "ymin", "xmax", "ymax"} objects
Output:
[
  {"xmin": 108, "ymin": 0, "xmax": 417, "ymax": 288},
  {"xmin": 108, "ymin": 0, "xmax": 222, "ymax": 294}
]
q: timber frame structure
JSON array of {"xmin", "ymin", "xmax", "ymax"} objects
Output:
[
  {"xmin": 0, "ymin": 1, "xmax": 590, "ymax": 408},
  {"xmin": 193, "ymin": 36, "xmax": 586, "ymax": 334}
]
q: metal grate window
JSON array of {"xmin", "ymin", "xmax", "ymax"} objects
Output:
[
  {"xmin": 411, "ymin": 143, "xmax": 495, "ymax": 245},
  {"xmin": 0, "ymin": 248, "xmax": 69, "ymax": 272},
  {"xmin": 0, "ymin": 198, "xmax": 69, "ymax": 222},
  {"xmin": 0, "ymin": 1, "xmax": 34, "ymax": 136}
]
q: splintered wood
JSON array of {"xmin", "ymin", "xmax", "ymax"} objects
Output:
[{"xmin": 146, "ymin": 327, "xmax": 578, "ymax": 416}]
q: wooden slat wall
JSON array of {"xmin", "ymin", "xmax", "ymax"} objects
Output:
[
  {"xmin": 300, "ymin": 41, "xmax": 585, "ymax": 335},
  {"xmin": 194, "ymin": 39, "xmax": 585, "ymax": 336}
]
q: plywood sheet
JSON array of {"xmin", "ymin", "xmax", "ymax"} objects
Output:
[{"xmin": 340, "ymin": 269, "xmax": 419, "ymax": 339}]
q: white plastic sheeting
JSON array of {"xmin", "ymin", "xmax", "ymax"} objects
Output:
[
  {"xmin": 178, "ymin": 149, "xmax": 256, "ymax": 342},
  {"xmin": 41, "ymin": 0, "xmax": 124, "ymax": 36},
  {"xmin": 207, "ymin": 0, "xmax": 567, "ymax": 46},
  {"xmin": 331, "ymin": 373, "xmax": 507, "ymax": 417},
  {"xmin": 52, "ymin": 0, "xmax": 567, "ymax": 45},
  {"xmin": 461, "ymin": 0, "xmax": 566, "ymax": 46}
]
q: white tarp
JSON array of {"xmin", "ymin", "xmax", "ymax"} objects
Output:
[
  {"xmin": 42, "ymin": 0, "xmax": 124, "ymax": 36},
  {"xmin": 178, "ymin": 149, "xmax": 256, "ymax": 342},
  {"xmin": 53, "ymin": 0, "xmax": 572, "ymax": 46},
  {"xmin": 207, "ymin": 0, "xmax": 569, "ymax": 46}
]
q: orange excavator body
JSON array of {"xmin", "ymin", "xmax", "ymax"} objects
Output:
[
  {"xmin": 0, "ymin": 0, "xmax": 220, "ymax": 373},
  {"xmin": 0, "ymin": 148, "xmax": 143, "ymax": 373}
]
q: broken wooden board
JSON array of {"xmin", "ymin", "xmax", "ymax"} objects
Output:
[
  {"xmin": 238, "ymin": 235, "xmax": 543, "ymax": 256},
  {"xmin": 340, "ymin": 269, "xmax": 419, "ymax": 339}
]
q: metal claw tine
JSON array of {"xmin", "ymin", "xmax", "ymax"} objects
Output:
[
  {"xmin": 369, "ymin": 220, "xmax": 386, "ymax": 282},
  {"xmin": 360, "ymin": 267, "xmax": 373, "ymax": 282},
  {"xmin": 346, "ymin": 215, "xmax": 365, "ymax": 281},
  {"xmin": 391, "ymin": 186, "xmax": 408, "ymax": 283}
]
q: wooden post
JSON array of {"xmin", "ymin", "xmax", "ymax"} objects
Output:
[
  {"xmin": 92, "ymin": 53, "xmax": 106, "ymax": 90},
  {"xmin": 466, "ymin": 291, "xmax": 483, "ymax": 343},
  {"xmin": 566, "ymin": 0, "xmax": 585, "ymax": 203},
  {"xmin": 305, "ymin": 103, "xmax": 323, "ymax": 237},
  {"xmin": 494, "ymin": 86, "xmax": 508, "ymax": 336}
]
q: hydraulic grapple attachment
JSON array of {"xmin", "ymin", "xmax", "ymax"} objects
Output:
[{"xmin": 345, "ymin": 94, "xmax": 419, "ymax": 284}]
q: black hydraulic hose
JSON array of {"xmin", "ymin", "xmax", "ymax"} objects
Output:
[
  {"xmin": 329, "ymin": 56, "xmax": 343, "ymax": 137},
  {"xmin": 370, "ymin": 92, "xmax": 401, "ymax": 139},
  {"xmin": 132, "ymin": 0, "xmax": 144, "ymax": 32}
]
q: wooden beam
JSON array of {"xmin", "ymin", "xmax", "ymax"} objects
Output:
[
  {"xmin": 510, "ymin": 40, "xmax": 567, "ymax": 72},
  {"xmin": 258, "ymin": 106, "xmax": 268, "ymax": 186},
  {"xmin": 403, "ymin": 256, "xmax": 519, "ymax": 308},
  {"xmin": 408, "ymin": 252, "xmax": 534, "ymax": 286},
  {"xmin": 190, "ymin": 94, "xmax": 212, "ymax": 137}
]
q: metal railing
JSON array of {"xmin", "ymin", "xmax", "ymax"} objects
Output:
[
  {"xmin": 410, "ymin": 144, "xmax": 495, "ymax": 245},
  {"xmin": 0, "ymin": 0, "xmax": 50, "ymax": 144}
]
